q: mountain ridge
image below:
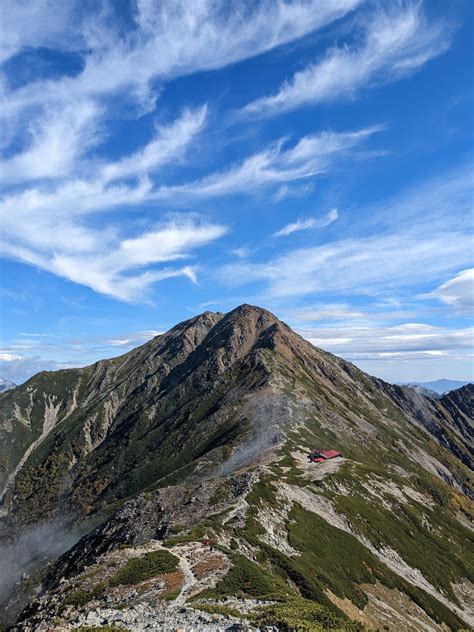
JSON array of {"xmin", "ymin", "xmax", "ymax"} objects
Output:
[{"xmin": 1, "ymin": 305, "xmax": 472, "ymax": 631}]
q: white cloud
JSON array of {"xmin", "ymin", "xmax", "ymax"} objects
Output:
[
  {"xmin": 0, "ymin": 353, "xmax": 23, "ymax": 362},
  {"xmin": 102, "ymin": 106, "xmax": 208, "ymax": 183},
  {"xmin": 428, "ymin": 269, "xmax": 474, "ymax": 314},
  {"xmin": 231, "ymin": 247, "xmax": 252, "ymax": 259},
  {"xmin": 219, "ymin": 167, "xmax": 473, "ymax": 300},
  {"xmin": 0, "ymin": 104, "xmax": 225, "ymax": 301},
  {"xmin": 41, "ymin": 217, "xmax": 226, "ymax": 301},
  {"xmin": 0, "ymin": 0, "xmax": 81, "ymax": 63},
  {"xmin": 157, "ymin": 127, "xmax": 381, "ymax": 198},
  {"xmin": 291, "ymin": 303, "xmax": 367, "ymax": 321},
  {"xmin": 221, "ymin": 231, "xmax": 473, "ymax": 300},
  {"xmin": 0, "ymin": 355, "xmax": 68, "ymax": 383},
  {"xmin": 275, "ymin": 219, "xmax": 318, "ymax": 237},
  {"xmin": 298, "ymin": 321, "xmax": 474, "ymax": 382},
  {"xmin": 0, "ymin": 1, "xmax": 375, "ymax": 303},
  {"xmin": 273, "ymin": 182, "xmax": 314, "ymax": 201},
  {"xmin": 244, "ymin": 3, "xmax": 452, "ymax": 115},
  {"xmin": 1, "ymin": 105, "xmax": 207, "ymax": 188},
  {"xmin": 0, "ymin": 100, "xmax": 101, "ymax": 184},
  {"xmin": 0, "ymin": 121, "xmax": 373, "ymax": 300},
  {"xmin": 1, "ymin": 204, "xmax": 226, "ymax": 301},
  {"xmin": 2, "ymin": 0, "xmax": 361, "ymax": 122},
  {"xmin": 274, "ymin": 208, "xmax": 338, "ymax": 236}
]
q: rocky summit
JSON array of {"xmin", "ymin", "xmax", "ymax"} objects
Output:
[{"xmin": 0, "ymin": 305, "xmax": 472, "ymax": 631}]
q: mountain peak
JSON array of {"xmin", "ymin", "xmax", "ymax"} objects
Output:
[{"xmin": 1, "ymin": 307, "xmax": 473, "ymax": 631}]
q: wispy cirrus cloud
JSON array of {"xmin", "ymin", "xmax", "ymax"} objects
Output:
[
  {"xmin": 101, "ymin": 106, "xmax": 208, "ymax": 183},
  {"xmin": 218, "ymin": 166, "xmax": 473, "ymax": 300},
  {"xmin": 290, "ymin": 303, "xmax": 368, "ymax": 321},
  {"xmin": 0, "ymin": 105, "xmax": 221, "ymax": 301},
  {"xmin": 244, "ymin": 3, "xmax": 452, "ymax": 116},
  {"xmin": 0, "ymin": 0, "xmax": 373, "ymax": 305},
  {"xmin": 0, "ymin": 122, "xmax": 376, "ymax": 300},
  {"xmin": 2, "ymin": 104, "xmax": 207, "ymax": 188},
  {"xmin": 156, "ymin": 127, "xmax": 382, "ymax": 198},
  {"xmin": 299, "ymin": 322, "xmax": 473, "ymax": 357},
  {"xmin": 0, "ymin": 0, "xmax": 80, "ymax": 63},
  {"xmin": 1, "ymin": 0, "xmax": 361, "ymax": 122},
  {"xmin": 2, "ymin": 212, "xmax": 226, "ymax": 302},
  {"xmin": 0, "ymin": 100, "xmax": 102, "ymax": 184},
  {"xmin": 282, "ymin": 301, "xmax": 474, "ymax": 381},
  {"xmin": 221, "ymin": 231, "xmax": 473, "ymax": 299},
  {"xmin": 274, "ymin": 208, "xmax": 338, "ymax": 236},
  {"xmin": 298, "ymin": 319, "xmax": 473, "ymax": 382}
]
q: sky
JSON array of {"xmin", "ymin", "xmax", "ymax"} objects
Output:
[{"xmin": 0, "ymin": 0, "xmax": 473, "ymax": 385}]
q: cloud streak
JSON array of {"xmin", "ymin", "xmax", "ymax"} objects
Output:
[
  {"xmin": 219, "ymin": 167, "xmax": 473, "ymax": 300},
  {"xmin": 0, "ymin": 123, "xmax": 377, "ymax": 300},
  {"xmin": 274, "ymin": 208, "xmax": 338, "ymax": 236},
  {"xmin": 221, "ymin": 232, "xmax": 473, "ymax": 299},
  {"xmin": 427, "ymin": 269, "xmax": 474, "ymax": 314},
  {"xmin": 155, "ymin": 127, "xmax": 381, "ymax": 198},
  {"xmin": 2, "ymin": 213, "xmax": 226, "ymax": 302},
  {"xmin": 2, "ymin": 0, "xmax": 361, "ymax": 122},
  {"xmin": 0, "ymin": 104, "xmax": 225, "ymax": 300},
  {"xmin": 0, "ymin": 100, "xmax": 101, "ymax": 184},
  {"xmin": 244, "ymin": 3, "xmax": 452, "ymax": 115},
  {"xmin": 101, "ymin": 106, "xmax": 208, "ymax": 183}
]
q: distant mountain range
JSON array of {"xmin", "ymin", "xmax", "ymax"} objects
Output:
[
  {"xmin": 399, "ymin": 379, "xmax": 471, "ymax": 396},
  {"xmin": 0, "ymin": 306, "xmax": 472, "ymax": 631},
  {"xmin": 0, "ymin": 378, "xmax": 16, "ymax": 393}
]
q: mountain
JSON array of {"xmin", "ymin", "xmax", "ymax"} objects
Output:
[
  {"xmin": 402, "ymin": 384, "xmax": 442, "ymax": 399},
  {"xmin": 1, "ymin": 305, "xmax": 472, "ymax": 631},
  {"xmin": 399, "ymin": 379, "xmax": 471, "ymax": 396},
  {"xmin": 0, "ymin": 379, "xmax": 15, "ymax": 394}
]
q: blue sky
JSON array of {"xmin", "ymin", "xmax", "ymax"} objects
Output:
[{"xmin": 0, "ymin": 0, "xmax": 473, "ymax": 384}]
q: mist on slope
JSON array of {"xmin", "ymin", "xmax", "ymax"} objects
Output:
[{"xmin": 0, "ymin": 520, "xmax": 81, "ymax": 607}]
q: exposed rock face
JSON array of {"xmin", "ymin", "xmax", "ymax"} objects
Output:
[
  {"xmin": 438, "ymin": 384, "xmax": 473, "ymax": 441},
  {"xmin": 0, "ymin": 305, "xmax": 472, "ymax": 631}
]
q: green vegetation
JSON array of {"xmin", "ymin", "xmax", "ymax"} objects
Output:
[
  {"xmin": 209, "ymin": 479, "xmax": 233, "ymax": 505},
  {"xmin": 2, "ymin": 308, "xmax": 472, "ymax": 632},
  {"xmin": 326, "ymin": 468, "xmax": 473, "ymax": 603},
  {"xmin": 216, "ymin": 468, "xmax": 467, "ymax": 631},
  {"xmin": 264, "ymin": 505, "xmax": 378, "ymax": 609},
  {"xmin": 110, "ymin": 550, "xmax": 179, "ymax": 586},
  {"xmin": 64, "ymin": 584, "xmax": 104, "ymax": 607},
  {"xmin": 275, "ymin": 499, "xmax": 466, "ymax": 631},
  {"xmin": 253, "ymin": 598, "xmax": 365, "ymax": 632},
  {"xmin": 200, "ymin": 554, "xmax": 288, "ymax": 599}
]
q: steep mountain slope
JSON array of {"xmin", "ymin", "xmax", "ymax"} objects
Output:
[{"xmin": 1, "ymin": 305, "xmax": 472, "ymax": 631}]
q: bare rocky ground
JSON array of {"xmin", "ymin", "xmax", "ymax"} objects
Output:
[
  {"xmin": 8, "ymin": 471, "xmax": 275, "ymax": 631},
  {"xmin": 11, "ymin": 537, "xmax": 268, "ymax": 631}
]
